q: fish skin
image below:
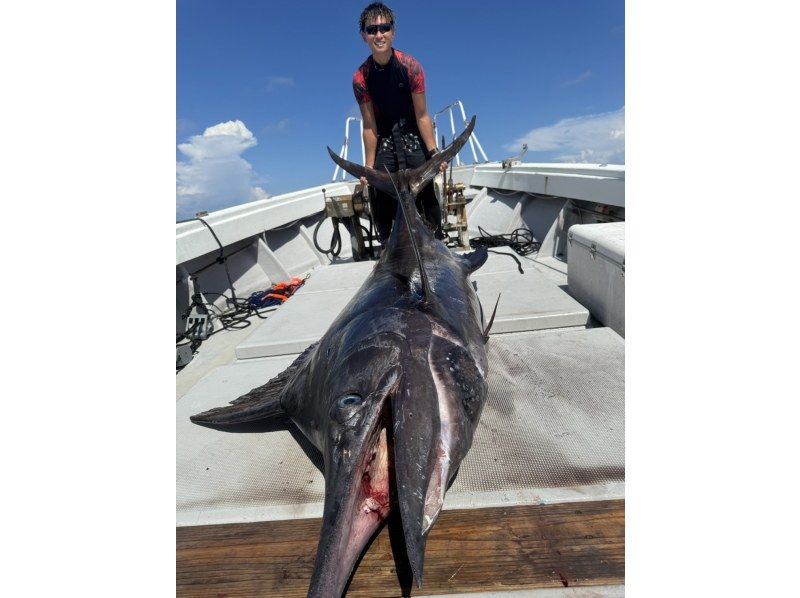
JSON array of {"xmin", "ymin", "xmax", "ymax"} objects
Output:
[{"xmin": 193, "ymin": 117, "xmax": 491, "ymax": 597}]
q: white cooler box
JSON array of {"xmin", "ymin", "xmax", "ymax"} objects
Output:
[{"xmin": 567, "ymin": 222, "xmax": 625, "ymax": 337}]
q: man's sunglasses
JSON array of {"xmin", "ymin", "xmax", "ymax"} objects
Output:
[{"xmin": 364, "ymin": 23, "xmax": 393, "ymax": 35}]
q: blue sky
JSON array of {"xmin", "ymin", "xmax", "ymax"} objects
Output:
[{"xmin": 177, "ymin": 0, "xmax": 624, "ymax": 218}]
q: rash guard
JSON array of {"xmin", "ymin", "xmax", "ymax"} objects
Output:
[{"xmin": 352, "ymin": 49, "xmax": 426, "ymax": 138}]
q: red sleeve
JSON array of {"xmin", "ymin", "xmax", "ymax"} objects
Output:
[
  {"xmin": 396, "ymin": 51, "xmax": 426, "ymax": 94},
  {"xmin": 352, "ymin": 62, "xmax": 371, "ymax": 104}
]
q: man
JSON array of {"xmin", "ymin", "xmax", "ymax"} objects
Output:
[{"xmin": 352, "ymin": 2, "xmax": 447, "ymax": 242}]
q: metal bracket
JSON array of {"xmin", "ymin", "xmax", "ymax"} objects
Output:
[{"xmin": 502, "ymin": 144, "xmax": 528, "ymax": 169}]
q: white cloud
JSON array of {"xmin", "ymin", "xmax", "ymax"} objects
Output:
[
  {"xmin": 506, "ymin": 107, "xmax": 625, "ymax": 164},
  {"xmin": 176, "ymin": 118, "xmax": 195, "ymax": 135},
  {"xmin": 176, "ymin": 120, "xmax": 268, "ymax": 219},
  {"xmin": 562, "ymin": 71, "xmax": 592, "ymax": 87},
  {"xmin": 266, "ymin": 76, "xmax": 295, "ymax": 91},
  {"xmin": 262, "ymin": 118, "xmax": 290, "ymax": 135}
]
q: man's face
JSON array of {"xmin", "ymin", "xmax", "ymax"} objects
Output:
[{"xmin": 361, "ymin": 16, "xmax": 394, "ymax": 57}]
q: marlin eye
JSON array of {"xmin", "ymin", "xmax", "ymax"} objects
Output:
[
  {"xmin": 331, "ymin": 394, "xmax": 366, "ymax": 423},
  {"xmin": 339, "ymin": 394, "xmax": 363, "ymax": 407}
]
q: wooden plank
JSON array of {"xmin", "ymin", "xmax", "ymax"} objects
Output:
[{"xmin": 177, "ymin": 499, "xmax": 624, "ymax": 597}]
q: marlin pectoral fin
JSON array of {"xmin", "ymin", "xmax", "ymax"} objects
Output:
[
  {"xmin": 190, "ymin": 392, "xmax": 285, "ymax": 425},
  {"xmin": 408, "ymin": 116, "xmax": 476, "ymax": 196},
  {"xmin": 326, "ymin": 147, "xmax": 398, "ymax": 196},
  {"xmin": 457, "ymin": 245, "xmax": 488, "ymax": 274},
  {"xmin": 482, "ymin": 293, "xmax": 501, "ymax": 343},
  {"xmin": 190, "ymin": 342, "xmax": 318, "ymax": 425}
]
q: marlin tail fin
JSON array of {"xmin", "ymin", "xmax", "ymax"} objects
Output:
[
  {"xmin": 326, "ymin": 148, "xmax": 398, "ymax": 196},
  {"xmin": 407, "ymin": 115, "xmax": 476, "ymax": 196},
  {"xmin": 325, "ymin": 115, "xmax": 477, "ymax": 200}
]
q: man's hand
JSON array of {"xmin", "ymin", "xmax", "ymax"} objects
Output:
[
  {"xmin": 360, "ymin": 176, "xmax": 368, "ymax": 187},
  {"xmin": 428, "ymin": 148, "xmax": 449, "ymax": 175}
]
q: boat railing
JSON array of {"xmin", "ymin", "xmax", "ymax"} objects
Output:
[
  {"xmin": 331, "ymin": 117, "xmax": 365, "ymax": 181},
  {"xmin": 433, "ymin": 100, "xmax": 489, "ymax": 166}
]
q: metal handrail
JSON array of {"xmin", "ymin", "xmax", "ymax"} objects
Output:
[
  {"xmin": 331, "ymin": 117, "xmax": 365, "ymax": 181},
  {"xmin": 433, "ymin": 100, "xmax": 489, "ymax": 166}
]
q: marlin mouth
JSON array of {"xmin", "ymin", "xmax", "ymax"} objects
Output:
[
  {"xmin": 311, "ymin": 351, "xmax": 459, "ymax": 597},
  {"xmin": 329, "ymin": 387, "xmax": 449, "ymax": 591},
  {"xmin": 309, "ymin": 384, "xmax": 398, "ymax": 597},
  {"xmin": 363, "ymin": 395, "xmax": 450, "ymax": 529},
  {"xmin": 346, "ymin": 401, "xmax": 394, "ymax": 555}
]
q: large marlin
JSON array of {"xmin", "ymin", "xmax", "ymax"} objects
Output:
[{"xmin": 191, "ymin": 116, "xmax": 496, "ymax": 597}]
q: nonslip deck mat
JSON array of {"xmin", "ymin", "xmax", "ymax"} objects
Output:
[
  {"xmin": 235, "ymin": 256, "xmax": 589, "ymax": 359},
  {"xmin": 178, "ymin": 327, "xmax": 624, "ymax": 526}
]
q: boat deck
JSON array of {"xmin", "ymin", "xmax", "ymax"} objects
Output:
[
  {"xmin": 236, "ymin": 257, "xmax": 590, "ymax": 359},
  {"xmin": 177, "ymin": 248, "xmax": 624, "ymax": 595},
  {"xmin": 177, "ymin": 500, "xmax": 624, "ymax": 597}
]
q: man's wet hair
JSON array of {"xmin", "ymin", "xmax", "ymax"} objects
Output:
[{"xmin": 359, "ymin": 2, "xmax": 395, "ymax": 32}]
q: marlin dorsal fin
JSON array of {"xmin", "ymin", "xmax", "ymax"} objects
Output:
[{"xmin": 385, "ymin": 165, "xmax": 432, "ymax": 304}]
